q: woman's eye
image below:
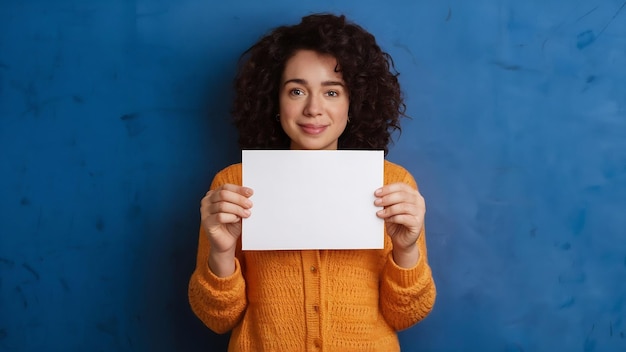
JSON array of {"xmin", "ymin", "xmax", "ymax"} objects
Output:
[
  {"xmin": 290, "ymin": 88, "xmax": 304, "ymax": 96},
  {"xmin": 327, "ymin": 91, "xmax": 339, "ymax": 97}
]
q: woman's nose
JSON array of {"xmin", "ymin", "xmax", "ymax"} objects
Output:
[{"xmin": 303, "ymin": 95, "xmax": 323, "ymax": 117}]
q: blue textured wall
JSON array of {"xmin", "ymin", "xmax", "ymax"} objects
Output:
[{"xmin": 1, "ymin": 1, "xmax": 625, "ymax": 351}]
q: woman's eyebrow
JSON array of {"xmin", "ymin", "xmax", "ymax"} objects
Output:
[
  {"xmin": 283, "ymin": 78, "xmax": 307, "ymax": 86},
  {"xmin": 321, "ymin": 80, "xmax": 345, "ymax": 87}
]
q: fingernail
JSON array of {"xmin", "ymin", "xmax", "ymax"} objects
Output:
[{"xmin": 375, "ymin": 188, "xmax": 382, "ymax": 195}]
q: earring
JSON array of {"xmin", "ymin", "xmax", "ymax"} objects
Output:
[
  {"xmin": 275, "ymin": 114, "xmax": 280, "ymax": 121},
  {"xmin": 347, "ymin": 115, "xmax": 351, "ymax": 123}
]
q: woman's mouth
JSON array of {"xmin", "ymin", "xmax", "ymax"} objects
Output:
[{"xmin": 299, "ymin": 124, "xmax": 327, "ymax": 135}]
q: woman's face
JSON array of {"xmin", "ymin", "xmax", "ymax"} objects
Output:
[{"xmin": 279, "ymin": 50, "xmax": 349, "ymax": 151}]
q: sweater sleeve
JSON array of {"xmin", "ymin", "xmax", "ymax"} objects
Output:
[
  {"xmin": 188, "ymin": 165, "xmax": 247, "ymax": 334},
  {"xmin": 379, "ymin": 164, "xmax": 436, "ymax": 331}
]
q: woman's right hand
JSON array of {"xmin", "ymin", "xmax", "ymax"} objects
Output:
[{"xmin": 200, "ymin": 184, "xmax": 253, "ymax": 274}]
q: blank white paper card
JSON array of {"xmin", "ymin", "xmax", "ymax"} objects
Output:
[{"xmin": 242, "ymin": 150, "xmax": 384, "ymax": 250}]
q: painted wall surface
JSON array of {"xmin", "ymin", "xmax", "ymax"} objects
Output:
[{"xmin": 1, "ymin": 1, "xmax": 625, "ymax": 351}]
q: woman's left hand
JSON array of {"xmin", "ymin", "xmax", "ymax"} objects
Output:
[{"xmin": 375, "ymin": 182, "xmax": 425, "ymax": 267}]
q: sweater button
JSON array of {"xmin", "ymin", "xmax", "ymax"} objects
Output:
[
  {"xmin": 313, "ymin": 339, "xmax": 322, "ymax": 349},
  {"xmin": 310, "ymin": 266, "xmax": 317, "ymax": 273}
]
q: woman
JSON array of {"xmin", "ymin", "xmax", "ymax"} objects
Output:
[{"xmin": 189, "ymin": 13, "xmax": 436, "ymax": 351}]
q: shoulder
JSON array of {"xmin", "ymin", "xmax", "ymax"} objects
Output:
[
  {"xmin": 384, "ymin": 160, "xmax": 417, "ymax": 188},
  {"xmin": 217, "ymin": 163, "xmax": 242, "ymax": 177},
  {"xmin": 210, "ymin": 163, "xmax": 242, "ymax": 189}
]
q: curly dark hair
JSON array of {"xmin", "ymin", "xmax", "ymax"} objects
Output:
[{"xmin": 232, "ymin": 13, "xmax": 407, "ymax": 155}]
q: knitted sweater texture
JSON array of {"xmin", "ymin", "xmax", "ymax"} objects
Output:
[{"xmin": 188, "ymin": 160, "xmax": 436, "ymax": 352}]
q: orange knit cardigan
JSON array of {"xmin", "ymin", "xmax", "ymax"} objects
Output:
[{"xmin": 188, "ymin": 160, "xmax": 436, "ymax": 351}]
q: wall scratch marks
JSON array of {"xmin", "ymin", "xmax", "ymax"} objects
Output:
[
  {"xmin": 576, "ymin": 6, "xmax": 599, "ymax": 22},
  {"xmin": 596, "ymin": 1, "xmax": 626, "ymax": 40},
  {"xmin": 22, "ymin": 263, "xmax": 40, "ymax": 281}
]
